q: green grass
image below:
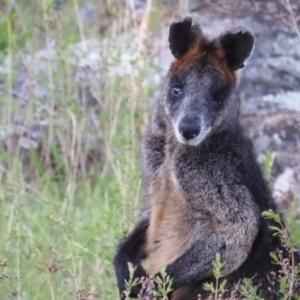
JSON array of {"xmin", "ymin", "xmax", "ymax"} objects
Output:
[{"xmin": 0, "ymin": 0, "xmax": 161, "ymax": 298}]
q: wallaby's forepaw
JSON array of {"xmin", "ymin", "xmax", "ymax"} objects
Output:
[{"xmin": 168, "ymin": 16, "xmax": 201, "ymax": 59}]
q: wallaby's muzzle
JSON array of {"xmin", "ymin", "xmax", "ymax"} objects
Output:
[
  {"xmin": 174, "ymin": 113, "xmax": 212, "ymax": 146},
  {"xmin": 178, "ymin": 118, "xmax": 200, "ymax": 141}
]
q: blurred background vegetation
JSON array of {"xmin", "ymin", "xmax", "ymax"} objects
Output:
[{"xmin": 0, "ymin": 0, "xmax": 299, "ymax": 299}]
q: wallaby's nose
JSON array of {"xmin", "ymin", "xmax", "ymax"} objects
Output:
[{"xmin": 179, "ymin": 121, "xmax": 200, "ymax": 140}]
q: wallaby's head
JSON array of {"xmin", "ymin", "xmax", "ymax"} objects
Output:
[{"xmin": 163, "ymin": 17, "xmax": 254, "ymax": 146}]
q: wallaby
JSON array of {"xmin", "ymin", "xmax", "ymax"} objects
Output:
[{"xmin": 113, "ymin": 16, "xmax": 300, "ymax": 300}]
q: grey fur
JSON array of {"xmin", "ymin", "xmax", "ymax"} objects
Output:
[{"xmin": 141, "ymin": 64, "xmax": 260, "ymax": 280}]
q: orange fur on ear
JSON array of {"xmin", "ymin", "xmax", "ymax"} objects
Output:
[
  {"xmin": 212, "ymin": 46, "xmax": 236, "ymax": 83},
  {"xmin": 171, "ymin": 44, "xmax": 202, "ymax": 71},
  {"xmin": 171, "ymin": 41, "xmax": 236, "ymax": 83}
]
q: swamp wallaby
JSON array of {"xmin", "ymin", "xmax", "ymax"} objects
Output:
[{"xmin": 113, "ymin": 17, "xmax": 300, "ymax": 299}]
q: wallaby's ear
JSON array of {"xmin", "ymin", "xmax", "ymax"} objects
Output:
[
  {"xmin": 219, "ymin": 31, "xmax": 255, "ymax": 71},
  {"xmin": 168, "ymin": 16, "xmax": 201, "ymax": 59}
]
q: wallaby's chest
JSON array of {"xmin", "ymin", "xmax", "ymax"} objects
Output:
[{"xmin": 143, "ymin": 159, "xmax": 194, "ymax": 275}]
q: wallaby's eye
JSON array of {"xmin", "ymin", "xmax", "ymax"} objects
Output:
[
  {"xmin": 171, "ymin": 86, "xmax": 183, "ymax": 96},
  {"xmin": 211, "ymin": 85, "xmax": 231, "ymax": 108}
]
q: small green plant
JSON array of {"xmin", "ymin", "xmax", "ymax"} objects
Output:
[
  {"xmin": 263, "ymin": 151, "xmax": 276, "ymax": 181},
  {"xmin": 238, "ymin": 278, "xmax": 264, "ymax": 300},
  {"xmin": 203, "ymin": 252, "xmax": 228, "ymax": 300},
  {"xmin": 263, "ymin": 209, "xmax": 300, "ymax": 299},
  {"xmin": 122, "ymin": 266, "xmax": 174, "ymax": 300},
  {"xmin": 123, "ymin": 263, "xmax": 141, "ymax": 300},
  {"xmin": 154, "ymin": 269, "xmax": 174, "ymax": 300}
]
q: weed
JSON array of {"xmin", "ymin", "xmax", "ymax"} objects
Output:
[
  {"xmin": 203, "ymin": 253, "xmax": 228, "ymax": 300},
  {"xmin": 263, "ymin": 210, "xmax": 300, "ymax": 299}
]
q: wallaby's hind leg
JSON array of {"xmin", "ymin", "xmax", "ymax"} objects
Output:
[{"xmin": 113, "ymin": 218, "xmax": 149, "ymax": 299}]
